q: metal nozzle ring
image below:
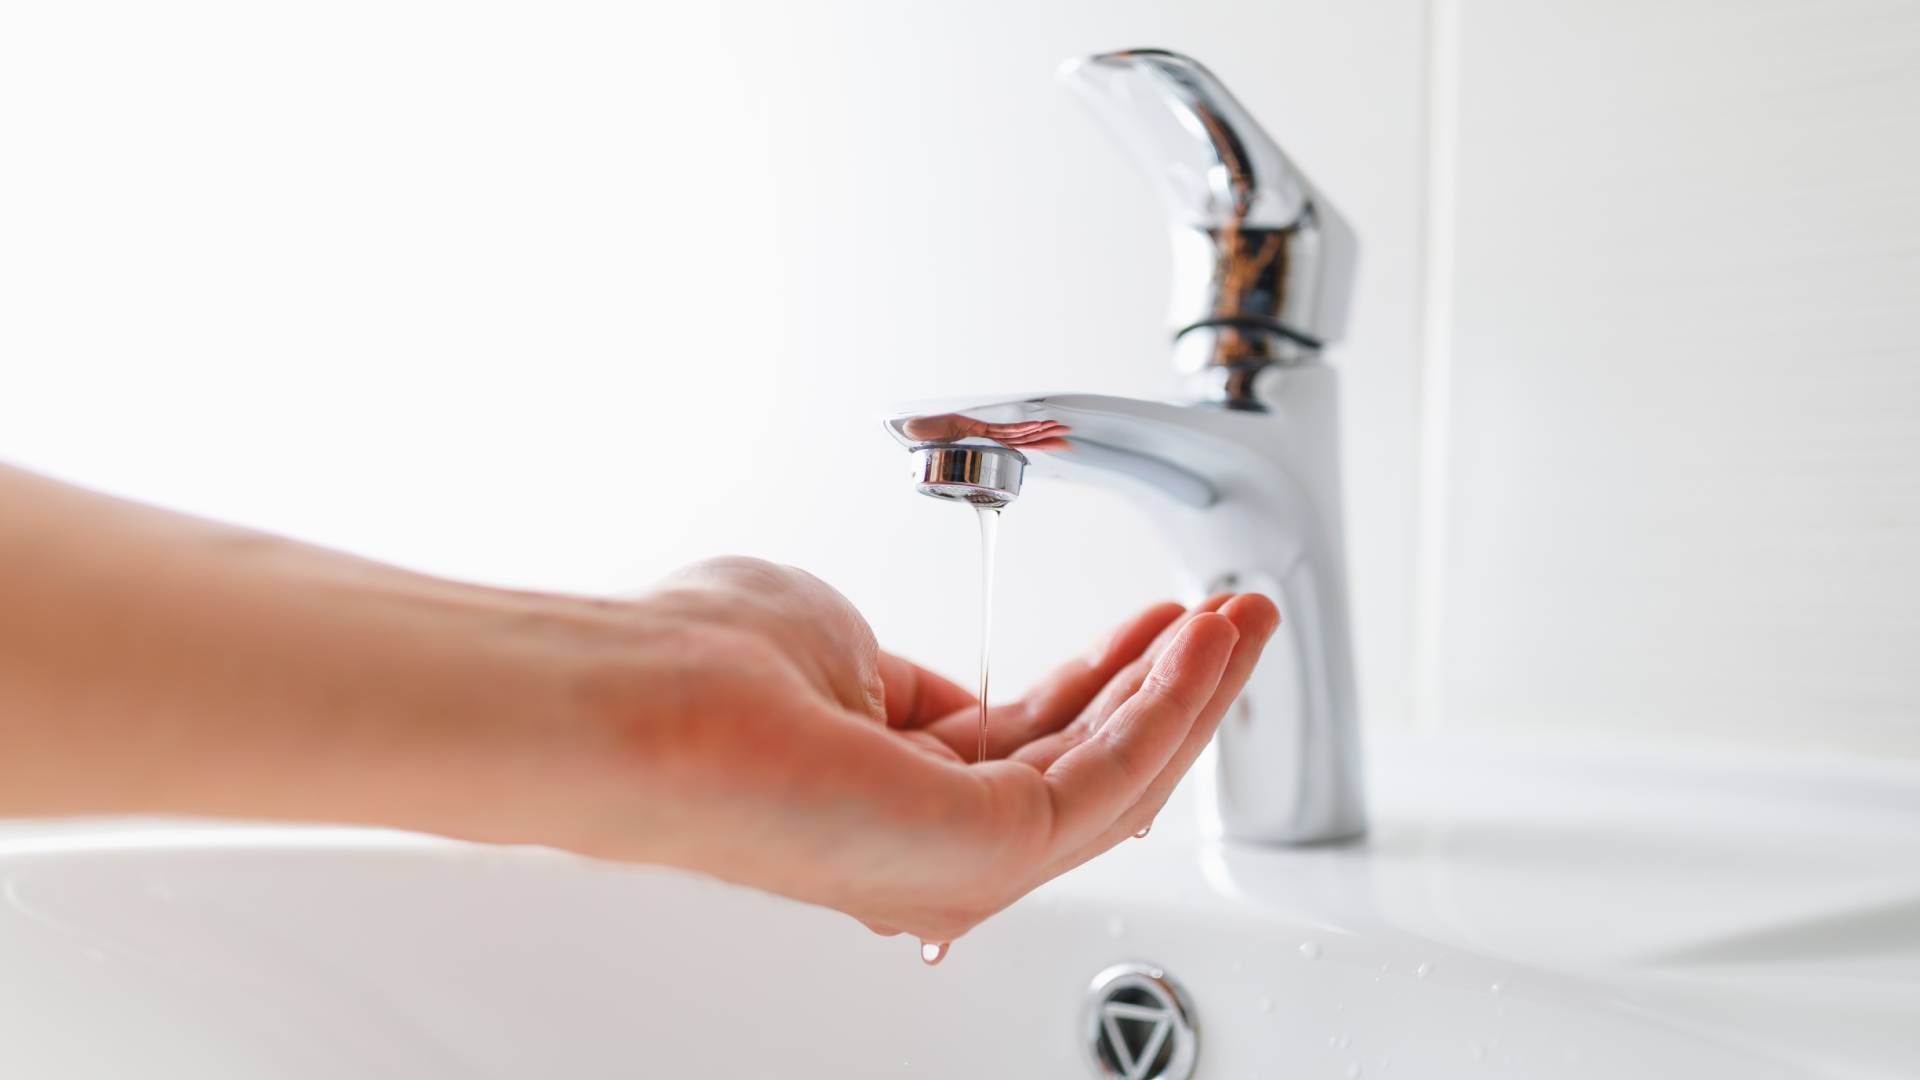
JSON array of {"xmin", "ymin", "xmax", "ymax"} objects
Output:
[{"xmin": 911, "ymin": 445, "xmax": 1025, "ymax": 508}]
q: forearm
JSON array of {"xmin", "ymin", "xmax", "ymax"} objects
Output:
[{"xmin": 0, "ymin": 464, "xmax": 624, "ymax": 840}]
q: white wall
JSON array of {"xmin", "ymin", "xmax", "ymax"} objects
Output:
[
  {"xmin": 0, "ymin": 1, "xmax": 1428, "ymax": 725},
  {"xmin": 4, "ymin": 1, "xmax": 1914, "ymax": 758},
  {"xmin": 1428, "ymin": 0, "xmax": 1920, "ymax": 755}
]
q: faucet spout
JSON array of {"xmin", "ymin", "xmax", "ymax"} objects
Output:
[
  {"xmin": 887, "ymin": 384, "xmax": 1366, "ymax": 846},
  {"xmin": 884, "ymin": 50, "xmax": 1364, "ymax": 846}
]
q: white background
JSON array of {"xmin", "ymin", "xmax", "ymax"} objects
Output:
[{"xmin": 3, "ymin": 1, "xmax": 1914, "ymax": 757}]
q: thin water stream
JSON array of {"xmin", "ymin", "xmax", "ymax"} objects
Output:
[
  {"xmin": 973, "ymin": 504, "xmax": 1000, "ymax": 764},
  {"xmin": 920, "ymin": 501, "xmax": 1003, "ymax": 968}
]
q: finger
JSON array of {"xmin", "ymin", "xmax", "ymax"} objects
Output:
[
  {"xmin": 1052, "ymin": 593, "xmax": 1279, "ymax": 868},
  {"xmin": 996, "ymin": 423, "xmax": 1072, "ymax": 446},
  {"xmin": 875, "ymin": 652, "xmax": 978, "ymax": 729},
  {"xmin": 860, "ymin": 919, "xmax": 903, "ymax": 937},
  {"xmin": 1008, "ymin": 594, "xmax": 1233, "ymax": 771},
  {"xmin": 1034, "ymin": 613, "xmax": 1238, "ymax": 855},
  {"xmin": 1078, "ymin": 594, "xmax": 1234, "ymax": 734},
  {"xmin": 918, "ymin": 601, "xmax": 1184, "ymax": 759},
  {"xmin": 1010, "ymin": 437, "xmax": 1073, "ymax": 453},
  {"xmin": 983, "ymin": 420, "xmax": 1058, "ymax": 437}
]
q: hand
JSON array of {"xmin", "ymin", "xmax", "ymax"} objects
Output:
[
  {"xmin": 577, "ymin": 556, "xmax": 1278, "ymax": 943},
  {"xmin": 0, "ymin": 463, "xmax": 1275, "ymax": 946}
]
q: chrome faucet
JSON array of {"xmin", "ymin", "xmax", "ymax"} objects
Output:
[{"xmin": 887, "ymin": 50, "xmax": 1362, "ymax": 845}]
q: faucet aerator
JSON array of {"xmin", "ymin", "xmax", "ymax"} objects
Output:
[{"xmin": 911, "ymin": 445, "xmax": 1025, "ymax": 509}]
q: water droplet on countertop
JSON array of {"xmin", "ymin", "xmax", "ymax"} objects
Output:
[
  {"xmin": 1415, "ymin": 961, "xmax": 1432, "ymax": 979},
  {"xmin": 1106, "ymin": 915, "xmax": 1127, "ymax": 938},
  {"xmin": 1298, "ymin": 940, "xmax": 1321, "ymax": 960},
  {"xmin": 919, "ymin": 940, "xmax": 948, "ymax": 966}
]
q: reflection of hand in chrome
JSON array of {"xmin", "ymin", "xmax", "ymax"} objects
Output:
[{"xmin": 900, "ymin": 414, "xmax": 1074, "ymax": 452}]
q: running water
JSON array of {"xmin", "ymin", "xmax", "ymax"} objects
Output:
[{"xmin": 973, "ymin": 505, "xmax": 1000, "ymax": 764}]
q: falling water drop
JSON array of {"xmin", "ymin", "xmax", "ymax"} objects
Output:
[
  {"xmin": 1298, "ymin": 940, "xmax": 1322, "ymax": 960},
  {"xmin": 919, "ymin": 940, "xmax": 949, "ymax": 966}
]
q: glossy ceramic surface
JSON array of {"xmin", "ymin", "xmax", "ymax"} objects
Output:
[{"xmin": 1, "ymin": 742, "xmax": 1914, "ymax": 1078}]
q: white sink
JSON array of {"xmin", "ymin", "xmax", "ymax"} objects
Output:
[{"xmin": 2, "ymin": 742, "xmax": 1915, "ymax": 1078}]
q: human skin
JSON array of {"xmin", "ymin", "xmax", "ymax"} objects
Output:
[{"xmin": 0, "ymin": 463, "xmax": 1278, "ymax": 942}]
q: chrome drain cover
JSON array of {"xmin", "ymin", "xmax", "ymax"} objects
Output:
[{"xmin": 1082, "ymin": 962, "xmax": 1198, "ymax": 1080}]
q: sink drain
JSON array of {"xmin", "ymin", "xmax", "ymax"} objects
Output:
[{"xmin": 1082, "ymin": 962, "xmax": 1198, "ymax": 1080}]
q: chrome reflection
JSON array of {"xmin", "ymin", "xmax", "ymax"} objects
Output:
[
  {"xmin": 880, "ymin": 49, "xmax": 1364, "ymax": 848},
  {"xmin": 1061, "ymin": 50, "xmax": 1355, "ymax": 408}
]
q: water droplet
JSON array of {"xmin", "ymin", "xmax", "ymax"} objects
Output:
[
  {"xmin": 1489, "ymin": 981, "xmax": 1504, "ymax": 994},
  {"xmin": 1415, "ymin": 961, "xmax": 1432, "ymax": 979},
  {"xmin": 1346, "ymin": 1064, "xmax": 1363, "ymax": 1079},
  {"xmin": 1256, "ymin": 995, "xmax": 1274, "ymax": 1013},
  {"xmin": 1329, "ymin": 1033, "xmax": 1350, "ymax": 1050},
  {"xmin": 1298, "ymin": 940, "xmax": 1322, "ymax": 960},
  {"xmin": 919, "ymin": 940, "xmax": 949, "ymax": 966},
  {"xmin": 1106, "ymin": 915, "xmax": 1127, "ymax": 938},
  {"xmin": 1133, "ymin": 822, "xmax": 1152, "ymax": 839}
]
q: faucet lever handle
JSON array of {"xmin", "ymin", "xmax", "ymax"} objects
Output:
[{"xmin": 1060, "ymin": 50, "xmax": 1355, "ymax": 404}]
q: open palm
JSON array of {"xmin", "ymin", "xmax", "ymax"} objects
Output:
[{"xmin": 626, "ymin": 559, "xmax": 1278, "ymax": 945}]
